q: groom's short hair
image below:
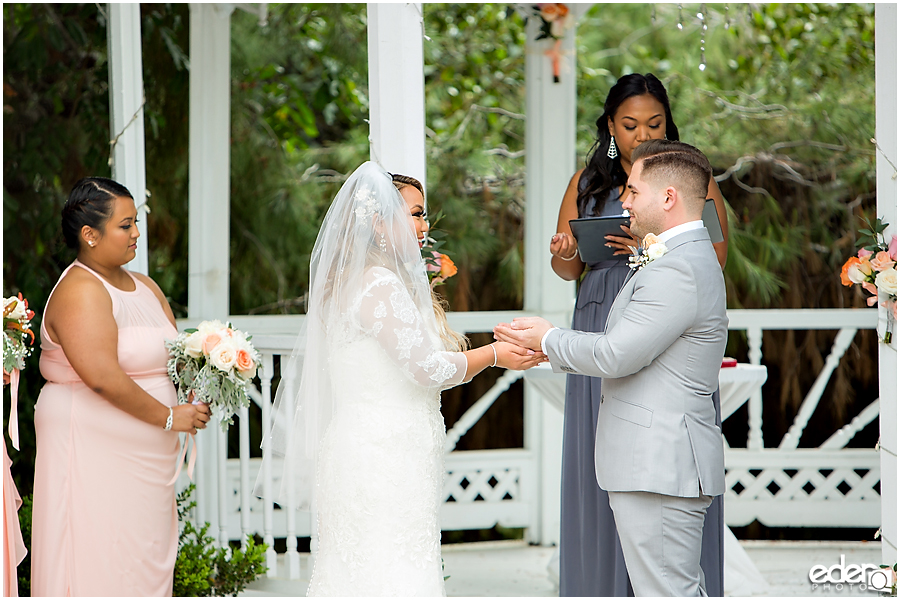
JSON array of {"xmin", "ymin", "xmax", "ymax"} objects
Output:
[{"xmin": 632, "ymin": 140, "xmax": 712, "ymax": 213}]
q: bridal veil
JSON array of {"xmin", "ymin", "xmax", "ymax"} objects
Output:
[{"xmin": 256, "ymin": 161, "xmax": 443, "ymax": 511}]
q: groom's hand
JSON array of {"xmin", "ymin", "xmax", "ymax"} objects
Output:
[{"xmin": 493, "ymin": 316, "xmax": 553, "ymax": 353}]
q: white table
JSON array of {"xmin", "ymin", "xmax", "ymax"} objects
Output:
[{"xmin": 525, "ymin": 362, "xmax": 768, "ymax": 423}]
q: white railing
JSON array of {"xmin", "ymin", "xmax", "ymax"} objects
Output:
[{"xmin": 175, "ymin": 307, "xmax": 880, "ymax": 580}]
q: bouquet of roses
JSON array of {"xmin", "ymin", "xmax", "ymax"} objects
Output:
[
  {"xmin": 4, "ymin": 293, "xmax": 35, "ymax": 450},
  {"xmin": 3, "ymin": 294, "xmax": 35, "ymax": 374},
  {"xmin": 840, "ymin": 216, "xmax": 897, "ymax": 343},
  {"xmin": 420, "ymin": 212, "xmax": 458, "ymax": 287},
  {"xmin": 166, "ymin": 320, "xmax": 261, "ymax": 430}
]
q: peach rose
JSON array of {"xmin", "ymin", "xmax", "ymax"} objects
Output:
[
  {"xmin": 202, "ymin": 332, "xmax": 223, "ymax": 355},
  {"xmin": 439, "ymin": 254, "xmax": 458, "ymax": 279},
  {"xmin": 641, "ymin": 233, "xmax": 661, "ymax": 250},
  {"xmin": 235, "ymin": 348, "xmax": 256, "ymax": 378},
  {"xmin": 539, "ymin": 3, "xmax": 566, "ymax": 21},
  {"xmin": 870, "ymin": 251, "xmax": 895, "ymax": 272}
]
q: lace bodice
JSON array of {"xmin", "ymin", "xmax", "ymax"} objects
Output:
[{"xmin": 308, "ymin": 266, "xmax": 464, "ymax": 596}]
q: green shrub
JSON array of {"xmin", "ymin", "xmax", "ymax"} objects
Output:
[{"xmin": 174, "ymin": 484, "xmax": 268, "ymax": 597}]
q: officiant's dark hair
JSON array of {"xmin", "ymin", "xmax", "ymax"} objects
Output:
[
  {"xmin": 61, "ymin": 177, "xmax": 134, "ymax": 250},
  {"xmin": 578, "ymin": 73, "xmax": 679, "ymax": 217}
]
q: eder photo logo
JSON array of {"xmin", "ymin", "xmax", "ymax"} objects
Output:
[{"xmin": 808, "ymin": 555, "xmax": 896, "ymax": 593}]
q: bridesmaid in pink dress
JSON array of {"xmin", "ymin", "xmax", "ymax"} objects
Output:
[{"xmin": 31, "ymin": 177, "xmax": 211, "ymax": 596}]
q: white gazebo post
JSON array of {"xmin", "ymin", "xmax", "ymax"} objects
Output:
[
  {"xmin": 523, "ymin": 15, "xmax": 581, "ymax": 546},
  {"xmin": 366, "ymin": 2, "xmax": 427, "ymax": 191},
  {"xmin": 874, "ymin": 2, "xmax": 898, "ymax": 570},
  {"xmin": 107, "ymin": 3, "xmax": 149, "ymax": 275},
  {"xmin": 188, "ymin": 2, "xmax": 235, "ymax": 546}
]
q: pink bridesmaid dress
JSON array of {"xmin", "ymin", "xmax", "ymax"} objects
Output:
[{"xmin": 31, "ymin": 260, "xmax": 180, "ymax": 596}]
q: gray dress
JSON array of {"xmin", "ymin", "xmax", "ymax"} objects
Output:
[{"xmin": 558, "ymin": 186, "xmax": 724, "ymax": 597}]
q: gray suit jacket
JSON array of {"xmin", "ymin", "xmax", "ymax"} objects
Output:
[{"xmin": 544, "ymin": 228, "xmax": 727, "ymax": 497}]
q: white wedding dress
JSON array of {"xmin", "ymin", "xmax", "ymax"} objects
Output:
[{"xmin": 307, "ymin": 266, "xmax": 467, "ymax": 596}]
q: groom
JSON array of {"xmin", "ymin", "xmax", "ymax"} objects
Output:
[{"xmin": 495, "ymin": 140, "xmax": 727, "ymax": 596}]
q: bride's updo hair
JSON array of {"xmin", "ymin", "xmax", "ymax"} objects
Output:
[{"xmin": 391, "ymin": 173, "xmax": 469, "ymax": 353}]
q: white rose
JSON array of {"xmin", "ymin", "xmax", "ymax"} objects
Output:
[
  {"xmin": 875, "ymin": 268, "xmax": 897, "ymax": 296},
  {"xmin": 183, "ymin": 331, "xmax": 204, "ymax": 358},
  {"xmin": 5, "ymin": 297, "xmax": 26, "ymax": 320},
  {"xmin": 647, "ymin": 243, "xmax": 668, "ymax": 261},
  {"xmin": 209, "ymin": 340, "xmax": 238, "ymax": 372},
  {"xmin": 197, "ymin": 320, "xmax": 226, "ymax": 336},
  {"xmin": 847, "ymin": 263, "xmax": 868, "ymax": 285}
]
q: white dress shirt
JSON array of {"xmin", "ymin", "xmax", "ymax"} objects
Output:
[{"xmin": 539, "ymin": 220, "xmax": 706, "ymax": 354}]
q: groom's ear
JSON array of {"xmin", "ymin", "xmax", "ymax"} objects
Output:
[{"xmin": 661, "ymin": 186, "xmax": 678, "ymax": 212}]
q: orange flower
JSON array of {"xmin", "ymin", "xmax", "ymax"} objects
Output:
[
  {"xmin": 439, "ymin": 254, "xmax": 458, "ymax": 279},
  {"xmin": 840, "ymin": 256, "xmax": 859, "ymax": 286}
]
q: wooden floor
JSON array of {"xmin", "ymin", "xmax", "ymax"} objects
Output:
[{"xmin": 240, "ymin": 539, "xmax": 887, "ymax": 597}]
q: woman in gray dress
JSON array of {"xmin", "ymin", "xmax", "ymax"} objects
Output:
[{"xmin": 549, "ymin": 73, "xmax": 730, "ymax": 597}]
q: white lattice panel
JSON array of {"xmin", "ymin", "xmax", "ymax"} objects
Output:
[{"xmin": 724, "ymin": 449, "xmax": 880, "ymax": 528}]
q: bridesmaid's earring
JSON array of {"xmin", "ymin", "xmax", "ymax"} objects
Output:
[
  {"xmin": 88, "ymin": 241, "xmax": 95, "ymax": 248},
  {"xmin": 607, "ymin": 137, "xmax": 618, "ymax": 159}
]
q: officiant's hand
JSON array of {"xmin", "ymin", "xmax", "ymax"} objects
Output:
[
  {"xmin": 493, "ymin": 316, "xmax": 553, "ymax": 353},
  {"xmin": 550, "ymin": 232, "xmax": 579, "ymax": 261},
  {"xmin": 605, "ymin": 223, "xmax": 640, "ymax": 256}
]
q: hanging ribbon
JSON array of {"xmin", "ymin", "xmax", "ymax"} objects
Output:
[
  {"xmin": 167, "ymin": 431, "xmax": 197, "ymax": 486},
  {"xmin": 545, "ymin": 39, "xmax": 563, "ymax": 83},
  {"xmin": 7, "ymin": 368, "xmax": 20, "ymax": 451}
]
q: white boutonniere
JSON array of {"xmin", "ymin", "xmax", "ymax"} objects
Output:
[{"xmin": 628, "ymin": 233, "xmax": 668, "ymax": 271}]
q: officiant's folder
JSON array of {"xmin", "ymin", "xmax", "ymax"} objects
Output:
[
  {"xmin": 703, "ymin": 198, "xmax": 725, "ymax": 243},
  {"xmin": 569, "ymin": 199, "xmax": 723, "ymax": 263},
  {"xmin": 568, "ymin": 215, "xmax": 631, "ymax": 263}
]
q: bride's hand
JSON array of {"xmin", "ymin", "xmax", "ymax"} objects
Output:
[{"xmin": 493, "ymin": 341, "xmax": 547, "ymax": 371}]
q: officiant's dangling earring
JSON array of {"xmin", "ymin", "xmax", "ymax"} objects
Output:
[
  {"xmin": 379, "ymin": 232, "xmax": 387, "ymax": 252},
  {"xmin": 607, "ymin": 136, "xmax": 619, "ymax": 159}
]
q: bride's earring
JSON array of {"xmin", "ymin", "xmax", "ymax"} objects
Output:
[
  {"xmin": 607, "ymin": 136, "xmax": 618, "ymax": 159},
  {"xmin": 379, "ymin": 232, "xmax": 387, "ymax": 252}
]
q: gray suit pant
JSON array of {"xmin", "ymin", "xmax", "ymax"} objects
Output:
[{"xmin": 608, "ymin": 491, "xmax": 713, "ymax": 597}]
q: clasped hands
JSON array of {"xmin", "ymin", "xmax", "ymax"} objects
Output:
[{"xmin": 492, "ymin": 316, "xmax": 555, "ymax": 368}]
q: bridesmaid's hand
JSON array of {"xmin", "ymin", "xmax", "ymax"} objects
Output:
[
  {"xmin": 605, "ymin": 224, "xmax": 640, "ymax": 256},
  {"xmin": 550, "ymin": 232, "xmax": 579, "ymax": 261},
  {"xmin": 172, "ymin": 403, "xmax": 210, "ymax": 434}
]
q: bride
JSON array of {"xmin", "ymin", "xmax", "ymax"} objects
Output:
[{"xmin": 260, "ymin": 161, "xmax": 544, "ymax": 596}]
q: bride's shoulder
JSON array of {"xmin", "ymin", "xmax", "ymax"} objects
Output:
[{"xmin": 363, "ymin": 265, "xmax": 402, "ymax": 288}]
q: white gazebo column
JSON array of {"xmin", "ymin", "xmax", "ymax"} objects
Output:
[
  {"xmin": 366, "ymin": 3, "xmax": 427, "ymax": 191},
  {"xmin": 188, "ymin": 2, "xmax": 235, "ymax": 543},
  {"xmin": 874, "ymin": 2, "xmax": 898, "ymax": 569},
  {"xmin": 107, "ymin": 3, "xmax": 149, "ymax": 275},
  {"xmin": 523, "ymin": 17, "xmax": 579, "ymax": 546}
]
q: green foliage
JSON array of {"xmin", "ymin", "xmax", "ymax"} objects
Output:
[
  {"xmin": 16, "ymin": 493, "xmax": 32, "ymax": 597},
  {"xmin": 174, "ymin": 484, "xmax": 267, "ymax": 597}
]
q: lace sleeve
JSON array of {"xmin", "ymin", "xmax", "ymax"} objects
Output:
[{"xmin": 357, "ymin": 268, "xmax": 467, "ymax": 390}]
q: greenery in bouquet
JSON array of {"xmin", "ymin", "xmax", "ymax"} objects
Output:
[
  {"xmin": 3, "ymin": 294, "xmax": 35, "ymax": 374},
  {"xmin": 421, "ymin": 212, "xmax": 458, "ymax": 288},
  {"xmin": 166, "ymin": 321, "xmax": 261, "ymax": 431},
  {"xmin": 840, "ymin": 217, "xmax": 897, "ymax": 343}
]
